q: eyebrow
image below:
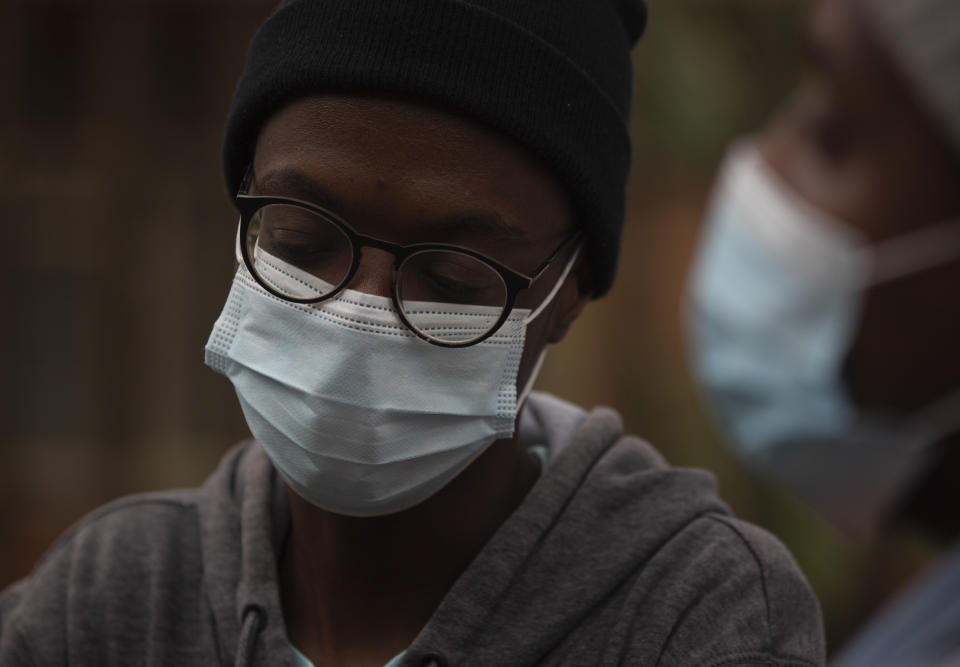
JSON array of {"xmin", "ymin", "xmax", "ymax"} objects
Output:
[
  {"xmin": 416, "ymin": 211, "xmax": 528, "ymax": 241},
  {"xmin": 254, "ymin": 167, "xmax": 344, "ymax": 211},
  {"xmin": 252, "ymin": 166, "xmax": 529, "ymax": 242}
]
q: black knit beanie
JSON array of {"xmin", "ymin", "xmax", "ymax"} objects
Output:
[{"xmin": 223, "ymin": 0, "xmax": 647, "ymax": 297}]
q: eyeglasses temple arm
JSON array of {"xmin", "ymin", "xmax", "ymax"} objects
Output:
[
  {"xmin": 529, "ymin": 230, "xmax": 583, "ymax": 282},
  {"xmin": 237, "ymin": 164, "xmax": 255, "ymax": 196},
  {"xmin": 522, "ymin": 244, "xmax": 582, "ymax": 324}
]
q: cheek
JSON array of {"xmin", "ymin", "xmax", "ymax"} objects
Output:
[
  {"xmin": 763, "ymin": 117, "xmax": 952, "ymax": 243},
  {"xmin": 761, "ymin": 100, "xmax": 886, "ymax": 235},
  {"xmin": 762, "ymin": 84, "xmax": 960, "ymax": 242},
  {"xmin": 511, "ymin": 295, "xmax": 562, "ymax": 395},
  {"xmin": 843, "ymin": 263, "xmax": 960, "ymax": 411},
  {"xmin": 758, "ymin": 79, "xmax": 949, "ymax": 243}
]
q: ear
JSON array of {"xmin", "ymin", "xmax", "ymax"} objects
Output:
[{"xmin": 546, "ymin": 256, "xmax": 594, "ymax": 344}]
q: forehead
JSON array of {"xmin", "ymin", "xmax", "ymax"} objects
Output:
[{"xmin": 251, "ymin": 95, "xmax": 574, "ymax": 247}]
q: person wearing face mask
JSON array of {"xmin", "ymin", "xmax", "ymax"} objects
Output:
[
  {"xmin": 688, "ymin": 0, "xmax": 960, "ymax": 664},
  {"xmin": 0, "ymin": 2, "xmax": 827, "ymax": 666}
]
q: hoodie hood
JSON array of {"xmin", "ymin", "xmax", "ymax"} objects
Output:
[
  {"xmin": 198, "ymin": 392, "xmax": 739, "ymax": 666},
  {"xmin": 402, "ymin": 397, "xmax": 731, "ymax": 665}
]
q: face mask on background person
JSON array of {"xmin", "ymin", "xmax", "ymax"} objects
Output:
[
  {"xmin": 205, "ymin": 240, "xmax": 579, "ymax": 518},
  {"xmin": 687, "ymin": 141, "xmax": 960, "ymax": 537}
]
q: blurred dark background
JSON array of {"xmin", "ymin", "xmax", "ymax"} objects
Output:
[{"xmin": 0, "ymin": 0, "xmax": 940, "ymax": 655}]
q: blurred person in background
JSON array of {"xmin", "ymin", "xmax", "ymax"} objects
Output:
[
  {"xmin": 688, "ymin": 0, "xmax": 960, "ymax": 664},
  {"xmin": 0, "ymin": 1, "xmax": 826, "ymax": 666}
]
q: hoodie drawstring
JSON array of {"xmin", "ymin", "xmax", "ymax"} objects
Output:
[{"xmin": 235, "ymin": 604, "xmax": 267, "ymax": 667}]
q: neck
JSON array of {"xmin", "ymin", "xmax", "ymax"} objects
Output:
[{"xmin": 280, "ymin": 436, "xmax": 540, "ymax": 665}]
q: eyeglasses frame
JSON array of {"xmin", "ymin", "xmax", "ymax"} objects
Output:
[{"xmin": 234, "ymin": 192, "xmax": 581, "ymax": 348}]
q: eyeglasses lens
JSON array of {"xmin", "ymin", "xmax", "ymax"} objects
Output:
[
  {"xmin": 246, "ymin": 205, "xmax": 511, "ymax": 344},
  {"xmin": 397, "ymin": 250, "xmax": 509, "ymax": 345},
  {"xmin": 246, "ymin": 204, "xmax": 353, "ymax": 300}
]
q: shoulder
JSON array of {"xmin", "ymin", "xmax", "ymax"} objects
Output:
[
  {"xmin": 0, "ymin": 490, "xmax": 206, "ymax": 665},
  {"xmin": 642, "ymin": 512, "xmax": 826, "ymax": 666},
  {"xmin": 38, "ymin": 488, "xmax": 203, "ymax": 579},
  {"xmin": 529, "ymin": 408, "xmax": 825, "ymax": 666}
]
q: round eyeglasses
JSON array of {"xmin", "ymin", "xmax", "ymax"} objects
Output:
[{"xmin": 234, "ymin": 194, "xmax": 581, "ymax": 348}]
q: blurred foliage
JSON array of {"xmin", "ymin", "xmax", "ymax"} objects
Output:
[{"xmin": 631, "ymin": 0, "xmax": 808, "ymax": 177}]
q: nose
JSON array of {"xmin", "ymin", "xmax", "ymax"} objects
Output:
[{"xmin": 345, "ymin": 246, "xmax": 395, "ymax": 298}]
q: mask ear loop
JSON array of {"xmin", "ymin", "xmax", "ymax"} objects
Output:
[
  {"xmin": 904, "ymin": 386, "xmax": 960, "ymax": 455},
  {"xmin": 235, "ymin": 218, "xmax": 245, "ymax": 264},
  {"xmin": 866, "ymin": 218, "xmax": 960, "ymax": 287},
  {"xmin": 517, "ymin": 348, "xmax": 548, "ymax": 409},
  {"xmin": 514, "ymin": 245, "xmax": 582, "ymax": 409},
  {"xmin": 523, "ymin": 245, "xmax": 583, "ymax": 325}
]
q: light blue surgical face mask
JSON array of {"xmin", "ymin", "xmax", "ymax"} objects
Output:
[
  {"xmin": 205, "ymin": 243, "xmax": 577, "ymax": 517},
  {"xmin": 688, "ymin": 142, "xmax": 960, "ymax": 537}
]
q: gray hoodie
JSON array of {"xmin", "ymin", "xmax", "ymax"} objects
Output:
[{"xmin": 0, "ymin": 393, "xmax": 825, "ymax": 666}]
